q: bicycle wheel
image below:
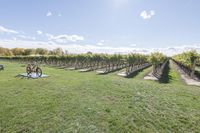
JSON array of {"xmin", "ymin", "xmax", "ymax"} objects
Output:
[
  {"xmin": 36, "ymin": 67, "xmax": 42, "ymax": 77},
  {"xmin": 26, "ymin": 66, "xmax": 32, "ymax": 76}
]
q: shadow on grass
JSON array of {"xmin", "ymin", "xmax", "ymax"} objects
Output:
[
  {"xmin": 159, "ymin": 61, "xmax": 172, "ymax": 84},
  {"xmin": 97, "ymin": 67, "xmax": 125, "ymax": 75},
  {"xmin": 127, "ymin": 66, "xmax": 151, "ymax": 78},
  {"xmin": 195, "ymin": 71, "xmax": 200, "ymax": 80}
]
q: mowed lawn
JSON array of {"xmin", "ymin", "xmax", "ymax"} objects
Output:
[{"xmin": 0, "ymin": 61, "xmax": 200, "ymax": 133}]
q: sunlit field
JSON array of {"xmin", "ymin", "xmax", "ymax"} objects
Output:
[
  {"xmin": 1, "ymin": 0, "xmax": 200, "ymax": 132},
  {"xmin": 0, "ymin": 61, "xmax": 200, "ymax": 132}
]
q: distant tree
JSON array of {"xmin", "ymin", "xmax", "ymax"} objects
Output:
[
  {"xmin": 3, "ymin": 48, "xmax": 13, "ymax": 56},
  {"xmin": 87, "ymin": 51, "xmax": 92, "ymax": 55},
  {"xmin": 51, "ymin": 48, "xmax": 64, "ymax": 56},
  {"xmin": 0, "ymin": 47, "xmax": 13, "ymax": 56},
  {"xmin": 0, "ymin": 47, "xmax": 5, "ymax": 56},
  {"xmin": 48, "ymin": 50, "xmax": 54, "ymax": 55},
  {"xmin": 49, "ymin": 48, "xmax": 64, "ymax": 56},
  {"xmin": 148, "ymin": 52, "xmax": 166, "ymax": 73},
  {"xmin": 23, "ymin": 48, "xmax": 36, "ymax": 55},
  {"xmin": 64, "ymin": 50, "xmax": 68, "ymax": 55},
  {"xmin": 35, "ymin": 48, "xmax": 48, "ymax": 55},
  {"xmin": 12, "ymin": 48, "xmax": 25, "ymax": 56}
]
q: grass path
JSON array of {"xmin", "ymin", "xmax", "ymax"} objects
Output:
[
  {"xmin": 0, "ymin": 61, "xmax": 200, "ymax": 133},
  {"xmin": 167, "ymin": 60, "xmax": 184, "ymax": 84}
]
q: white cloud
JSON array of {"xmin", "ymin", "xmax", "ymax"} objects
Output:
[
  {"xmin": 161, "ymin": 44, "xmax": 200, "ymax": 56},
  {"xmin": 0, "ymin": 39, "xmax": 140, "ymax": 54},
  {"xmin": 13, "ymin": 37, "xmax": 17, "ymax": 41},
  {"xmin": 46, "ymin": 11, "xmax": 52, "ymax": 17},
  {"xmin": 58, "ymin": 13, "xmax": 62, "ymax": 17},
  {"xmin": 130, "ymin": 44, "xmax": 137, "ymax": 47},
  {"xmin": 99, "ymin": 40, "xmax": 105, "ymax": 43},
  {"xmin": 140, "ymin": 10, "xmax": 155, "ymax": 20},
  {"xmin": 46, "ymin": 11, "xmax": 62, "ymax": 17},
  {"xmin": 0, "ymin": 26, "xmax": 19, "ymax": 34},
  {"xmin": 97, "ymin": 40, "xmax": 106, "ymax": 46},
  {"xmin": 37, "ymin": 30, "xmax": 43, "ymax": 35},
  {"xmin": 45, "ymin": 33, "xmax": 54, "ymax": 39},
  {"xmin": 97, "ymin": 43, "xmax": 104, "ymax": 46},
  {"xmin": 18, "ymin": 35, "xmax": 36, "ymax": 40},
  {"xmin": 46, "ymin": 33, "xmax": 84, "ymax": 43},
  {"xmin": 0, "ymin": 39, "xmax": 200, "ymax": 56}
]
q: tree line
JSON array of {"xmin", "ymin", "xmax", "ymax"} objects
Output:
[{"xmin": 0, "ymin": 47, "xmax": 66, "ymax": 56}]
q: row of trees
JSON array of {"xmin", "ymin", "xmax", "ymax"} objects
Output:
[
  {"xmin": 0, "ymin": 51, "xmax": 169, "ymax": 75},
  {"xmin": 196, "ymin": 57, "xmax": 200, "ymax": 66},
  {"xmin": 125, "ymin": 54, "xmax": 149, "ymax": 74},
  {"xmin": 148, "ymin": 52, "xmax": 168, "ymax": 74},
  {"xmin": 1, "ymin": 49, "xmax": 199, "ymax": 79},
  {"xmin": 0, "ymin": 47, "xmax": 66, "ymax": 56},
  {"xmin": 173, "ymin": 50, "xmax": 199, "ymax": 78}
]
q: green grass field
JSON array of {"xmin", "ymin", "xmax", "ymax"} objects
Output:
[{"xmin": 0, "ymin": 61, "xmax": 200, "ymax": 133}]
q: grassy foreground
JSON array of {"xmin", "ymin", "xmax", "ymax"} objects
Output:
[{"xmin": 0, "ymin": 61, "xmax": 200, "ymax": 133}]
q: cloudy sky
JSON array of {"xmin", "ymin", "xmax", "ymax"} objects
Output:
[{"xmin": 0, "ymin": 0, "xmax": 200, "ymax": 55}]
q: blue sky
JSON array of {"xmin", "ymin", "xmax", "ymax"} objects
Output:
[{"xmin": 0, "ymin": 0, "xmax": 200, "ymax": 55}]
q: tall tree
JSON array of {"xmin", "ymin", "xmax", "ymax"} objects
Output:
[
  {"xmin": 12, "ymin": 48, "xmax": 25, "ymax": 56},
  {"xmin": 35, "ymin": 48, "xmax": 48, "ymax": 55}
]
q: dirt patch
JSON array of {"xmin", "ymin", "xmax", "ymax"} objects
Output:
[
  {"xmin": 144, "ymin": 71, "xmax": 159, "ymax": 81},
  {"xmin": 173, "ymin": 62, "xmax": 200, "ymax": 86}
]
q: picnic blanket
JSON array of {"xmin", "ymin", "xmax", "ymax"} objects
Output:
[{"xmin": 16, "ymin": 73, "xmax": 49, "ymax": 79}]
